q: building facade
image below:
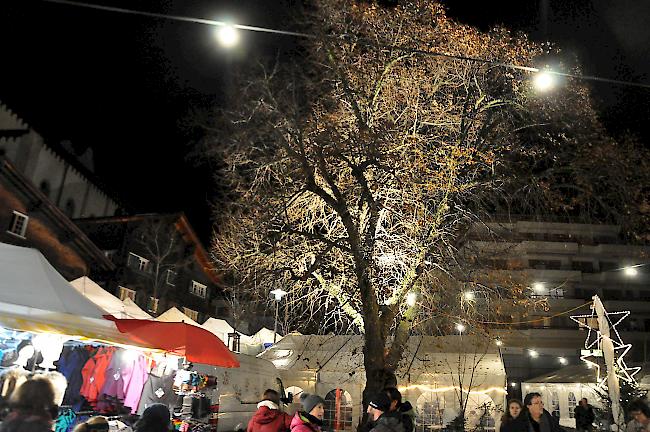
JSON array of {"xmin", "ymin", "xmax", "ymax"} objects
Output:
[
  {"xmin": 463, "ymin": 219, "xmax": 650, "ymax": 398},
  {"xmin": 0, "ymin": 156, "xmax": 114, "ymax": 280},
  {"xmin": 75, "ymin": 213, "xmax": 227, "ymax": 322},
  {"xmin": 0, "ymin": 102, "xmax": 119, "ymax": 218}
]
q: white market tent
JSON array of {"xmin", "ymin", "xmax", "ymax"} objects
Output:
[
  {"xmin": 251, "ymin": 327, "xmax": 281, "ymax": 346},
  {"xmin": 156, "ymin": 306, "xmax": 202, "ymax": 327},
  {"xmin": 201, "ymin": 318, "xmax": 259, "ymax": 355},
  {"xmin": 201, "ymin": 317, "xmax": 234, "ymax": 343},
  {"xmin": 71, "ymin": 276, "xmax": 152, "ymax": 319},
  {"xmin": 261, "ymin": 334, "xmax": 506, "ymax": 430},
  {"xmin": 0, "ymin": 243, "xmax": 141, "ymax": 344},
  {"xmin": 523, "ymin": 364, "xmax": 603, "ymax": 429}
]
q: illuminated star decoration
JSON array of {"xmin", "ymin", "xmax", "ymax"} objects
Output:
[{"xmin": 570, "ymin": 306, "xmax": 641, "ymax": 389}]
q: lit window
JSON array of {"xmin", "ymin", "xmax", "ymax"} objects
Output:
[
  {"xmin": 118, "ymin": 286, "xmax": 136, "ymax": 302},
  {"xmin": 127, "ymin": 252, "xmax": 150, "ymax": 272},
  {"xmin": 166, "ymin": 269, "xmax": 177, "ymax": 286},
  {"xmin": 416, "ymin": 392, "xmax": 445, "ymax": 432},
  {"xmin": 7, "ymin": 211, "xmax": 29, "ymax": 238},
  {"xmin": 551, "ymin": 392, "xmax": 560, "ymax": 418},
  {"xmin": 189, "ymin": 280, "xmax": 207, "ymax": 298},
  {"xmin": 148, "ymin": 297, "xmax": 159, "ymax": 313},
  {"xmin": 324, "ymin": 389, "xmax": 353, "ymax": 431},
  {"xmin": 182, "ymin": 307, "xmax": 199, "ymax": 321},
  {"xmin": 568, "ymin": 392, "xmax": 576, "ymax": 418}
]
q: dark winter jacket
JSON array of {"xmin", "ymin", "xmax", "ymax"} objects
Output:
[
  {"xmin": 248, "ymin": 401, "xmax": 292, "ymax": 432},
  {"xmin": 0, "ymin": 411, "xmax": 52, "ymax": 432},
  {"xmin": 574, "ymin": 404, "xmax": 595, "ymax": 430},
  {"xmin": 384, "ymin": 402, "xmax": 415, "ymax": 432},
  {"xmin": 290, "ymin": 412, "xmax": 321, "ymax": 432},
  {"xmin": 503, "ymin": 410, "xmax": 564, "ymax": 432},
  {"xmin": 370, "ymin": 414, "xmax": 405, "ymax": 432}
]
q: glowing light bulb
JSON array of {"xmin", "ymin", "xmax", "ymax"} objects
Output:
[
  {"xmin": 533, "ymin": 71, "xmax": 555, "ymax": 92},
  {"xmin": 216, "ymin": 24, "xmax": 239, "ymax": 47}
]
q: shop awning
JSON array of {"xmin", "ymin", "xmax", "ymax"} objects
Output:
[{"xmin": 106, "ymin": 316, "xmax": 240, "ymax": 368}]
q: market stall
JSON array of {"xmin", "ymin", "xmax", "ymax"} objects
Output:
[{"xmin": 0, "ymin": 243, "xmax": 239, "ymax": 432}]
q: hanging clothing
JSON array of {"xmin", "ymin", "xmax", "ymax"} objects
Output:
[
  {"xmin": 137, "ymin": 364, "xmax": 177, "ymax": 415},
  {"xmin": 80, "ymin": 347, "xmax": 116, "ymax": 408},
  {"xmin": 57, "ymin": 346, "xmax": 90, "ymax": 411},
  {"xmin": 122, "ymin": 354, "xmax": 148, "ymax": 414}
]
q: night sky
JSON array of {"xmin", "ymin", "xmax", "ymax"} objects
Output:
[{"xmin": 1, "ymin": 0, "xmax": 649, "ymax": 244}]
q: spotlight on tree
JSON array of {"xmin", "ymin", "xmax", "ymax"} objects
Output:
[
  {"xmin": 406, "ymin": 291, "xmax": 418, "ymax": 307},
  {"xmin": 455, "ymin": 323, "xmax": 466, "ymax": 333}
]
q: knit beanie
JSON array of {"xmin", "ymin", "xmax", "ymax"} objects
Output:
[
  {"xmin": 300, "ymin": 393, "xmax": 325, "ymax": 415},
  {"xmin": 369, "ymin": 392, "xmax": 392, "ymax": 412}
]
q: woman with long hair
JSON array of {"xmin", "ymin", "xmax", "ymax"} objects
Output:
[{"xmin": 500, "ymin": 399, "xmax": 524, "ymax": 432}]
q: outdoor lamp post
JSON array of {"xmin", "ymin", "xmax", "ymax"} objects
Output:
[{"xmin": 270, "ymin": 288, "xmax": 287, "ymax": 343}]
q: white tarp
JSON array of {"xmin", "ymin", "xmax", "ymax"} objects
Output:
[
  {"xmin": 71, "ymin": 276, "xmax": 152, "ymax": 320},
  {"xmin": 1, "ymin": 243, "xmax": 106, "ymax": 318},
  {"xmin": 156, "ymin": 306, "xmax": 202, "ymax": 327},
  {"xmin": 0, "ymin": 243, "xmax": 142, "ymax": 344},
  {"xmin": 122, "ymin": 298, "xmax": 153, "ymax": 320},
  {"xmin": 202, "ymin": 317, "xmax": 234, "ymax": 343},
  {"xmin": 252, "ymin": 327, "xmax": 281, "ymax": 345}
]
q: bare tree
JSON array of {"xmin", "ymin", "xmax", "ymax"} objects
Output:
[
  {"xmin": 206, "ymin": 0, "xmax": 649, "ymax": 419},
  {"xmin": 135, "ymin": 217, "xmax": 193, "ymax": 313}
]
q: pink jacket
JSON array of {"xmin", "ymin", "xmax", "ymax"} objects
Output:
[{"xmin": 290, "ymin": 412, "xmax": 321, "ymax": 432}]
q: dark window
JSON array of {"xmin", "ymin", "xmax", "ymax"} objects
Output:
[
  {"xmin": 529, "ymin": 259, "xmax": 562, "ymax": 270},
  {"xmin": 600, "ymin": 261, "xmax": 619, "ymax": 272},
  {"xmin": 39, "ymin": 180, "xmax": 51, "ymax": 198},
  {"xmin": 64, "ymin": 198, "xmax": 75, "ymax": 217},
  {"xmin": 572, "ymin": 261, "xmax": 595, "ymax": 273}
]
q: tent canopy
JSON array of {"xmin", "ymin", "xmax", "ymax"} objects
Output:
[
  {"xmin": 252, "ymin": 327, "xmax": 281, "ymax": 345},
  {"xmin": 1, "ymin": 243, "xmax": 106, "ymax": 318},
  {"xmin": 71, "ymin": 277, "xmax": 152, "ymax": 320},
  {"xmin": 122, "ymin": 298, "xmax": 152, "ymax": 320},
  {"xmin": 156, "ymin": 307, "xmax": 201, "ymax": 327}
]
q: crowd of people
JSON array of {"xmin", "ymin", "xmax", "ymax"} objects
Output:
[
  {"xmin": 0, "ymin": 373, "xmax": 173, "ymax": 432},
  {"xmin": 500, "ymin": 393, "xmax": 650, "ymax": 432},
  {"xmin": 3, "ymin": 377, "xmax": 650, "ymax": 432},
  {"xmin": 247, "ymin": 387, "xmax": 414, "ymax": 432}
]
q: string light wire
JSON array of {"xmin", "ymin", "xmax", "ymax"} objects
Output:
[{"xmin": 42, "ymin": 0, "xmax": 650, "ymax": 89}]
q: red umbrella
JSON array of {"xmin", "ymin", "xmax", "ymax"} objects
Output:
[{"xmin": 105, "ymin": 316, "xmax": 240, "ymax": 368}]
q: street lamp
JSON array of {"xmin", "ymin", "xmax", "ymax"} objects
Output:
[
  {"xmin": 216, "ymin": 24, "xmax": 239, "ymax": 47},
  {"xmin": 270, "ymin": 288, "xmax": 287, "ymax": 343},
  {"xmin": 623, "ymin": 266, "xmax": 639, "ymax": 277},
  {"xmin": 533, "ymin": 70, "xmax": 555, "ymax": 92}
]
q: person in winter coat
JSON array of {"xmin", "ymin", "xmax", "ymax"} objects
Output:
[
  {"xmin": 574, "ymin": 398, "xmax": 595, "ymax": 432},
  {"xmin": 500, "ymin": 399, "xmax": 523, "ymax": 432},
  {"xmin": 0, "ymin": 377, "xmax": 57, "ymax": 432},
  {"xmin": 290, "ymin": 393, "xmax": 326, "ymax": 432},
  {"xmin": 626, "ymin": 399, "xmax": 650, "ymax": 432},
  {"xmin": 134, "ymin": 403, "xmax": 171, "ymax": 432},
  {"xmin": 384, "ymin": 387, "xmax": 414, "ymax": 432},
  {"xmin": 367, "ymin": 393, "xmax": 405, "ymax": 432},
  {"xmin": 248, "ymin": 389, "xmax": 292, "ymax": 432},
  {"xmin": 505, "ymin": 393, "xmax": 565, "ymax": 432}
]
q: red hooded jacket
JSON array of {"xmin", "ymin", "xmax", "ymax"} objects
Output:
[{"xmin": 247, "ymin": 401, "xmax": 292, "ymax": 432}]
